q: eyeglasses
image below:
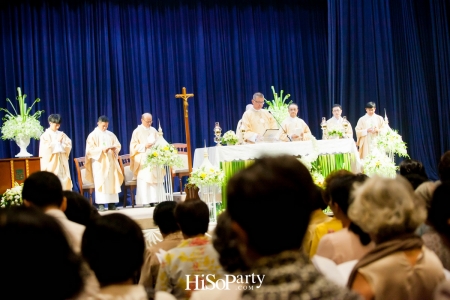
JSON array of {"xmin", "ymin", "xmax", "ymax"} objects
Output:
[{"xmin": 253, "ymin": 100, "xmax": 264, "ymax": 104}]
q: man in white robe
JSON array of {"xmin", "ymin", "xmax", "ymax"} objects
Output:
[
  {"xmin": 326, "ymin": 104, "xmax": 354, "ymax": 139},
  {"xmin": 236, "ymin": 104, "xmax": 253, "ymax": 144},
  {"xmin": 241, "ymin": 92, "xmax": 277, "ymax": 143},
  {"xmin": 39, "ymin": 114, "xmax": 73, "ymax": 190},
  {"xmin": 355, "ymin": 102, "xmax": 386, "ymax": 160},
  {"xmin": 279, "ymin": 103, "xmax": 311, "ymax": 142},
  {"xmin": 129, "ymin": 113, "xmax": 160, "ymax": 207},
  {"xmin": 85, "ymin": 115, "xmax": 124, "ymax": 211}
]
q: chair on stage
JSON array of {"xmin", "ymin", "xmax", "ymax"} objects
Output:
[
  {"xmin": 118, "ymin": 154, "xmax": 137, "ymax": 208},
  {"xmin": 73, "ymin": 157, "xmax": 95, "ymax": 204},
  {"xmin": 171, "ymin": 143, "xmax": 190, "ymax": 192}
]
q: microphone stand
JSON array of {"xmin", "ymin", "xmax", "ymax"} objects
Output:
[{"xmin": 269, "ymin": 111, "xmax": 292, "ymax": 142}]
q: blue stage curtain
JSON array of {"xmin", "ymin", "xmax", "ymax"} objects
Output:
[
  {"xmin": 328, "ymin": 0, "xmax": 450, "ymax": 179},
  {"xmin": 0, "ymin": 0, "xmax": 328, "ymax": 191}
]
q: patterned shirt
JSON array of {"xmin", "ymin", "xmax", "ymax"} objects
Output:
[
  {"xmin": 155, "ymin": 236, "xmax": 223, "ymax": 300},
  {"xmin": 242, "ymin": 250, "xmax": 361, "ymax": 300}
]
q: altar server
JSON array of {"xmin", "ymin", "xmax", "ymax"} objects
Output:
[
  {"xmin": 85, "ymin": 115, "xmax": 123, "ymax": 211},
  {"xmin": 241, "ymin": 92, "xmax": 277, "ymax": 143},
  {"xmin": 130, "ymin": 113, "xmax": 160, "ymax": 207},
  {"xmin": 279, "ymin": 103, "xmax": 311, "ymax": 142},
  {"xmin": 39, "ymin": 114, "xmax": 73, "ymax": 190},
  {"xmin": 355, "ymin": 102, "xmax": 386, "ymax": 160},
  {"xmin": 327, "ymin": 104, "xmax": 354, "ymax": 139}
]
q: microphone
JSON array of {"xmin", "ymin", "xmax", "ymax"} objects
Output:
[{"xmin": 268, "ymin": 111, "xmax": 292, "ymax": 142}]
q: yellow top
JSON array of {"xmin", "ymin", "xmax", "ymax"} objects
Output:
[{"xmin": 309, "ymin": 217, "xmax": 343, "ymax": 257}]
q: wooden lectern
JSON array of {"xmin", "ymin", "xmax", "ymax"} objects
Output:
[{"xmin": 0, "ymin": 157, "xmax": 41, "ymax": 194}]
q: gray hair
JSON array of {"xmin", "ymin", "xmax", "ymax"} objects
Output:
[
  {"xmin": 252, "ymin": 92, "xmax": 264, "ymax": 100},
  {"xmin": 348, "ymin": 176, "xmax": 426, "ymax": 243}
]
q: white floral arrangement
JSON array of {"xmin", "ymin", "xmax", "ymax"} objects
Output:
[
  {"xmin": 363, "ymin": 149, "xmax": 398, "ymax": 178},
  {"xmin": 372, "ymin": 129, "xmax": 409, "ymax": 158},
  {"xmin": 144, "ymin": 144, "xmax": 183, "ymax": 168},
  {"xmin": 0, "ymin": 182, "xmax": 23, "ymax": 208},
  {"xmin": 188, "ymin": 165, "xmax": 225, "ymax": 187},
  {"xmin": 221, "ymin": 130, "xmax": 238, "ymax": 145},
  {"xmin": 265, "ymin": 86, "xmax": 292, "ymax": 125},
  {"xmin": 1, "ymin": 87, "xmax": 44, "ymax": 141}
]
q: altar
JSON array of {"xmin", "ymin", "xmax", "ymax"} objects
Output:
[{"xmin": 193, "ymin": 139, "xmax": 361, "ymax": 205}]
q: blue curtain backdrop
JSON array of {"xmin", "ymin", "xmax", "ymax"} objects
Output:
[
  {"xmin": 0, "ymin": 0, "xmax": 449, "ymax": 192},
  {"xmin": 328, "ymin": 0, "xmax": 450, "ymax": 179},
  {"xmin": 0, "ymin": 0, "xmax": 329, "ymax": 192}
]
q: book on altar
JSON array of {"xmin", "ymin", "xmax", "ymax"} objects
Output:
[
  {"xmin": 311, "ymin": 255, "xmax": 358, "ymax": 286},
  {"xmin": 263, "ymin": 129, "xmax": 279, "ymax": 139},
  {"xmin": 293, "ymin": 127, "xmax": 302, "ymax": 136}
]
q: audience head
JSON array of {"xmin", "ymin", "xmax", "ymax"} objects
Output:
[
  {"xmin": 322, "ymin": 169, "xmax": 353, "ymax": 204},
  {"xmin": 438, "ymin": 151, "xmax": 450, "ymax": 182},
  {"xmin": 311, "ymin": 185, "xmax": 327, "ymax": 211},
  {"xmin": 403, "ymin": 173, "xmax": 429, "ymax": 190},
  {"xmin": 349, "ymin": 176, "xmax": 426, "ymax": 243},
  {"xmin": 213, "ymin": 211, "xmax": 248, "ymax": 273},
  {"xmin": 399, "ymin": 159, "xmax": 428, "ymax": 178},
  {"xmin": 63, "ymin": 191, "xmax": 100, "ymax": 226},
  {"xmin": 22, "ymin": 171, "xmax": 64, "ymax": 210},
  {"xmin": 82, "ymin": 214, "xmax": 145, "ymax": 286},
  {"xmin": 415, "ymin": 181, "xmax": 439, "ymax": 211},
  {"xmin": 0, "ymin": 206, "xmax": 84, "ymax": 299},
  {"xmin": 174, "ymin": 199, "xmax": 209, "ymax": 238},
  {"xmin": 227, "ymin": 155, "xmax": 316, "ymax": 257},
  {"xmin": 153, "ymin": 201, "xmax": 180, "ymax": 236},
  {"xmin": 97, "ymin": 115, "xmax": 109, "ymax": 131},
  {"xmin": 427, "ymin": 182, "xmax": 450, "ymax": 245}
]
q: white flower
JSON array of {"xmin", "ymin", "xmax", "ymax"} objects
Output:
[
  {"xmin": 189, "ymin": 166, "xmax": 225, "ymax": 186},
  {"xmin": 144, "ymin": 144, "xmax": 183, "ymax": 168}
]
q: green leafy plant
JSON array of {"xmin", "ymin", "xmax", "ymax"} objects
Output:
[
  {"xmin": 221, "ymin": 130, "xmax": 238, "ymax": 145},
  {"xmin": 265, "ymin": 86, "xmax": 292, "ymax": 124}
]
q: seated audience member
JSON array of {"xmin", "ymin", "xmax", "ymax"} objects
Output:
[
  {"xmin": 155, "ymin": 199, "xmax": 223, "ymax": 300},
  {"xmin": 347, "ymin": 176, "xmax": 444, "ymax": 300},
  {"xmin": 227, "ymin": 155, "xmax": 361, "ymax": 299},
  {"xmin": 82, "ymin": 214, "xmax": 147, "ymax": 299},
  {"xmin": 140, "ymin": 201, "xmax": 183, "ymax": 298},
  {"xmin": 190, "ymin": 211, "xmax": 249, "ymax": 300},
  {"xmin": 428, "ymin": 183, "xmax": 450, "ymax": 300},
  {"xmin": 416, "ymin": 182, "xmax": 450, "ymax": 270},
  {"xmin": 22, "ymin": 171, "xmax": 85, "ymax": 253},
  {"xmin": 403, "ymin": 173, "xmax": 429, "ymax": 190},
  {"xmin": 316, "ymin": 174, "xmax": 374, "ymax": 264},
  {"xmin": 0, "ymin": 206, "xmax": 85, "ymax": 300},
  {"xmin": 63, "ymin": 190, "xmax": 100, "ymax": 226},
  {"xmin": 399, "ymin": 159, "xmax": 428, "ymax": 179},
  {"xmin": 302, "ymin": 186, "xmax": 331, "ymax": 254},
  {"xmin": 309, "ymin": 170, "xmax": 353, "ymax": 257},
  {"xmin": 438, "ymin": 151, "xmax": 450, "ymax": 183}
]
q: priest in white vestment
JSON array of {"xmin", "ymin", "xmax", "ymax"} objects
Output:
[
  {"xmin": 129, "ymin": 113, "xmax": 161, "ymax": 207},
  {"xmin": 278, "ymin": 103, "xmax": 311, "ymax": 142},
  {"xmin": 236, "ymin": 104, "xmax": 253, "ymax": 144},
  {"xmin": 85, "ymin": 116, "xmax": 124, "ymax": 211},
  {"xmin": 39, "ymin": 114, "xmax": 73, "ymax": 190},
  {"xmin": 326, "ymin": 104, "xmax": 354, "ymax": 139},
  {"xmin": 241, "ymin": 92, "xmax": 277, "ymax": 143},
  {"xmin": 355, "ymin": 102, "xmax": 386, "ymax": 160}
]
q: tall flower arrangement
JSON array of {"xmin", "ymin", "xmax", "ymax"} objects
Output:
[
  {"xmin": 265, "ymin": 86, "xmax": 292, "ymax": 124},
  {"xmin": 144, "ymin": 144, "xmax": 183, "ymax": 168},
  {"xmin": 1, "ymin": 87, "xmax": 44, "ymax": 141},
  {"xmin": 188, "ymin": 165, "xmax": 225, "ymax": 187}
]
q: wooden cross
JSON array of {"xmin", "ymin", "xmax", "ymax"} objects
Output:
[{"xmin": 175, "ymin": 87, "xmax": 194, "ymax": 173}]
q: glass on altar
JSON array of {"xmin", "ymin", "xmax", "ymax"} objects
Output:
[
  {"xmin": 213, "ymin": 122, "xmax": 222, "ymax": 146},
  {"xmin": 320, "ymin": 117, "xmax": 328, "ymax": 140}
]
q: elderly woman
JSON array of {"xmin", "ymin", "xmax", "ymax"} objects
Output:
[{"xmin": 347, "ymin": 176, "xmax": 444, "ymax": 300}]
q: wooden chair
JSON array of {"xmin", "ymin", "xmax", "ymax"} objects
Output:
[
  {"xmin": 73, "ymin": 157, "xmax": 95, "ymax": 204},
  {"xmin": 171, "ymin": 143, "xmax": 190, "ymax": 192},
  {"xmin": 118, "ymin": 154, "xmax": 137, "ymax": 208}
]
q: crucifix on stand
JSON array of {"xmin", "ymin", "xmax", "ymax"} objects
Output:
[{"xmin": 175, "ymin": 87, "xmax": 194, "ymax": 173}]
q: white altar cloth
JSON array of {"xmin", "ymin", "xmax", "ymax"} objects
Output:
[{"xmin": 193, "ymin": 139, "xmax": 361, "ymax": 172}]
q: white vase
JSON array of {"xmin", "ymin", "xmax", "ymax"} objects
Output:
[{"xmin": 15, "ymin": 137, "xmax": 33, "ymax": 157}]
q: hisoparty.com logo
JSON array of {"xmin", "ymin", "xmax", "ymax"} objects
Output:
[{"xmin": 185, "ymin": 274, "xmax": 265, "ymax": 291}]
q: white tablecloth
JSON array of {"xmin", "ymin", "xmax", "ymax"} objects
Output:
[{"xmin": 193, "ymin": 139, "xmax": 361, "ymax": 172}]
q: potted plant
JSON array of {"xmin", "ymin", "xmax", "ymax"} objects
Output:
[
  {"xmin": 265, "ymin": 86, "xmax": 292, "ymax": 124},
  {"xmin": 0, "ymin": 87, "xmax": 44, "ymax": 157},
  {"xmin": 221, "ymin": 130, "xmax": 238, "ymax": 146}
]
